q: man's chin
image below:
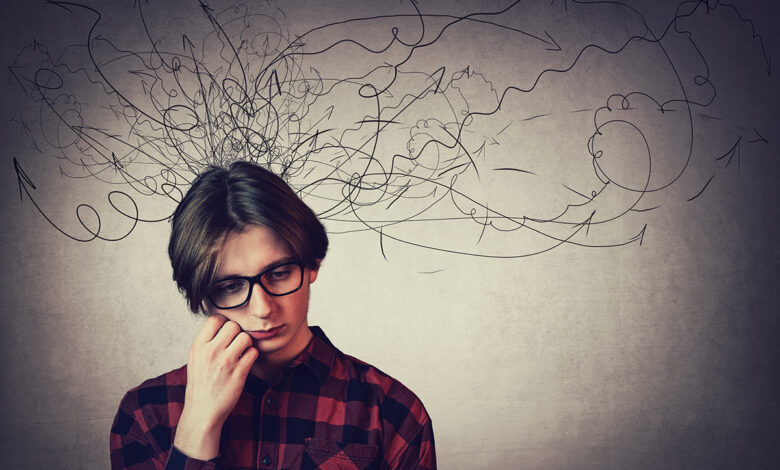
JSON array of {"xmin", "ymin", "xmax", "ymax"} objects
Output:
[{"xmin": 254, "ymin": 337, "xmax": 283, "ymax": 354}]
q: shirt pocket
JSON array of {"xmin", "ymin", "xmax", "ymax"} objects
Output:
[{"xmin": 303, "ymin": 437, "xmax": 379, "ymax": 470}]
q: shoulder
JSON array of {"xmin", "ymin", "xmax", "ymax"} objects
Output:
[
  {"xmin": 331, "ymin": 350, "xmax": 431, "ymax": 428},
  {"xmin": 309, "ymin": 327, "xmax": 431, "ymax": 429},
  {"xmin": 326, "ymin": 351, "xmax": 436, "ymax": 467}
]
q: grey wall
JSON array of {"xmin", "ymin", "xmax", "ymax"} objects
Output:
[{"xmin": 1, "ymin": 0, "xmax": 779, "ymax": 468}]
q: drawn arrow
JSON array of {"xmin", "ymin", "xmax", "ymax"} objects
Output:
[
  {"xmin": 714, "ymin": 137, "xmax": 742, "ymax": 170},
  {"xmin": 474, "ymin": 142, "xmax": 487, "ymax": 160},
  {"xmin": 13, "ymin": 157, "xmax": 99, "ymax": 242},
  {"xmin": 429, "ymin": 66, "xmax": 446, "ymax": 94},
  {"xmin": 264, "ymin": 69, "xmax": 282, "ymax": 98},
  {"xmin": 543, "ymin": 31, "xmax": 561, "ymax": 51},
  {"xmin": 13, "ymin": 157, "xmax": 36, "ymax": 201}
]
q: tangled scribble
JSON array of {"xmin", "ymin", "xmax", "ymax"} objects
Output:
[{"xmin": 8, "ymin": 0, "xmax": 772, "ymax": 257}]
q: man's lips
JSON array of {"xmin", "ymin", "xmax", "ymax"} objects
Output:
[{"xmin": 246, "ymin": 325, "xmax": 284, "ymax": 340}]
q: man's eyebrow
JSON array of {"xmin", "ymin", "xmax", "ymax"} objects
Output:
[{"xmin": 213, "ymin": 256, "xmax": 298, "ymax": 282}]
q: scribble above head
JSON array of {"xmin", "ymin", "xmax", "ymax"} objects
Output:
[{"xmin": 8, "ymin": 0, "xmax": 773, "ymax": 257}]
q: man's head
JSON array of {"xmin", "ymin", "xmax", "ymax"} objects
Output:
[{"xmin": 168, "ymin": 161, "xmax": 328, "ymax": 314}]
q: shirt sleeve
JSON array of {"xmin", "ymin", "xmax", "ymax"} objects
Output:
[
  {"xmin": 384, "ymin": 415, "xmax": 437, "ymax": 470},
  {"xmin": 379, "ymin": 388, "xmax": 437, "ymax": 470},
  {"xmin": 109, "ymin": 390, "xmax": 222, "ymax": 470}
]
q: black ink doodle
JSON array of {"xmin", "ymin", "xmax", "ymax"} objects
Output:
[{"xmin": 8, "ymin": 0, "xmax": 772, "ymax": 257}]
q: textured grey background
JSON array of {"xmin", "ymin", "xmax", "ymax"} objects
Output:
[{"xmin": 1, "ymin": 0, "xmax": 779, "ymax": 469}]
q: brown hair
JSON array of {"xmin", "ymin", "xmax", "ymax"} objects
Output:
[{"xmin": 168, "ymin": 161, "xmax": 328, "ymax": 313}]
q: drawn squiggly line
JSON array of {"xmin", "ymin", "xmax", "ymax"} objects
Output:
[{"xmin": 7, "ymin": 0, "xmax": 771, "ymax": 259}]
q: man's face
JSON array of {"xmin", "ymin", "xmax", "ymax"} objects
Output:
[{"xmin": 204, "ymin": 224, "xmax": 318, "ymax": 363}]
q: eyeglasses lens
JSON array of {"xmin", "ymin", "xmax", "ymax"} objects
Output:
[{"xmin": 209, "ymin": 263, "xmax": 303, "ymax": 308}]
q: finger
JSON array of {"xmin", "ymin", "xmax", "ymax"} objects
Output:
[
  {"xmin": 226, "ymin": 331, "xmax": 253, "ymax": 359},
  {"xmin": 194, "ymin": 314, "xmax": 228, "ymax": 344},
  {"xmin": 211, "ymin": 320, "xmax": 242, "ymax": 347},
  {"xmin": 236, "ymin": 346, "xmax": 259, "ymax": 376}
]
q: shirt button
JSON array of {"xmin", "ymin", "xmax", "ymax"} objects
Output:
[
  {"xmin": 261, "ymin": 454, "xmax": 272, "ymax": 466},
  {"xmin": 265, "ymin": 396, "xmax": 273, "ymax": 407}
]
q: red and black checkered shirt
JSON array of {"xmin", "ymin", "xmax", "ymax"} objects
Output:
[{"xmin": 110, "ymin": 326, "xmax": 436, "ymax": 470}]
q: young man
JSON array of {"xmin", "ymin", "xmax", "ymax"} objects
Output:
[{"xmin": 109, "ymin": 162, "xmax": 436, "ymax": 469}]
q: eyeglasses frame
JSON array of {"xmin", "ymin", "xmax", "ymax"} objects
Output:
[{"xmin": 207, "ymin": 261, "xmax": 306, "ymax": 310}]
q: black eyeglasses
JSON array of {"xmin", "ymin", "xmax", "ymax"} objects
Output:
[{"xmin": 207, "ymin": 261, "xmax": 305, "ymax": 309}]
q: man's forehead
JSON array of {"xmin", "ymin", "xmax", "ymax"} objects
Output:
[{"xmin": 214, "ymin": 224, "xmax": 294, "ymax": 275}]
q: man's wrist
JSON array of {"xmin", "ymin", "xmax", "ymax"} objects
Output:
[
  {"xmin": 173, "ymin": 410, "xmax": 223, "ymax": 461},
  {"xmin": 168, "ymin": 445, "xmax": 221, "ymax": 469}
]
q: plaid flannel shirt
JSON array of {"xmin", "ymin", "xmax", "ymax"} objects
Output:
[{"xmin": 110, "ymin": 326, "xmax": 436, "ymax": 470}]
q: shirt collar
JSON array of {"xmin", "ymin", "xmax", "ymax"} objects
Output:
[{"xmin": 286, "ymin": 325, "xmax": 336, "ymax": 384}]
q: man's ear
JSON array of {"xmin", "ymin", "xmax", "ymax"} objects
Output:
[{"xmin": 308, "ymin": 259, "xmax": 322, "ymax": 284}]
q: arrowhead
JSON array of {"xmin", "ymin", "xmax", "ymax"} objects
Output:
[
  {"xmin": 13, "ymin": 158, "xmax": 37, "ymax": 201},
  {"xmin": 475, "ymin": 142, "xmax": 486, "ymax": 159},
  {"xmin": 752, "ymin": 128, "xmax": 768, "ymax": 144},
  {"xmin": 182, "ymin": 34, "xmax": 195, "ymax": 50},
  {"xmin": 265, "ymin": 69, "xmax": 282, "ymax": 97},
  {"xmin": 45, "ymin": 1, "xmax": 75, "ymax": 13},
  {"xmin": 544, "ymin": 31, "xmax": 562, "ymax": 52},
  {"xmin": 112, "ymin": 152, "xmax": 125, "ymax": 171},
  {"xmin": 429, "ymin": 66, "xmax": 446, "ymax": 94},
  {"xmin": 199, "ymin": 0, "xmax": 214, "ymax": 13},
  {"xmin": 580, "ymin": 211, "xmax": 595, "ymax": 235},
  {"xmin": 637, "ymin": 224, "xmax": 647, "ymax": 245}
]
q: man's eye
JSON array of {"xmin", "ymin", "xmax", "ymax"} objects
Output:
[
  {"xmin": 265, "ymin": 268, "xmax": 291, "ymax": 282},
  {"xmin": 216, "ymin": 281, "xmax": 243, "ymax": 293}
]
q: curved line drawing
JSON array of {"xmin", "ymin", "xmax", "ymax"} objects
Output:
[{"xmin": 7, "ymin": 0, "xmax": 772, "ymax": 258}]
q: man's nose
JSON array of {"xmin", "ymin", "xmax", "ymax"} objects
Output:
[{"xmin": 247, "ymin": 281, "xmax": 273, "ymax": 318}]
